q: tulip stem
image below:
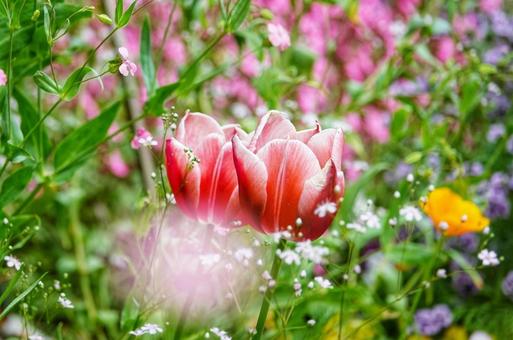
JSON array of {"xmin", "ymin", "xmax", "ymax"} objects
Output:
[{"xmin": 253, "ymin": 238, "xmax": 287, "ymax": 340}]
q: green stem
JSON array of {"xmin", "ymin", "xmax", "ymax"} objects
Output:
[
  {"xmin": 253, "ymin": 238, "xmax": 287, "ymax": 340},
  {"xmin": 5, "ymin": 28, "xmax": 14, "ymax": 140},
  {"xmin": 69, "ymin": 201, "xmax": 97, "ymax": 327},
  {"xmin": 173, "ymin": 225, "xmax": 215, "ymax": 340},
  {"xmin": 338, "ymin": 240, "xmax": 354, "ymax": 340}
]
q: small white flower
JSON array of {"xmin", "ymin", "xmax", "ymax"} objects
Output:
[
  {"xmin": 28, "ymin": 335, "xmax": 45, "ymax": 340},
  {"xmin": 314, "ymin": 201, "xmax": 337, "ymax": 218},
  {"xmin": 394, "ymin": 191, "xmax": 401, "ymax": 198},
  {"xmin": 259, "ymin": 285, "xmax": 267, "ymax": 293},
  {"xmin": 460, "ymin": 214, "xmax": 468, "ymax": 222},
  {"xmin": 262, "ymin": 271, "xmax": 272, "ymax": 281},
  {"xmin": 307, "ymin": 319, "xmax": 316, "ymax": 327},
  {"xmin": 256, "ymin": 259, "xmax": 263, "ymax": 266},
  {"xmin": 314, "ymin": 276, "xmax": 333, "ymax": 289},
  {"xmin": 268, "ymin": 279, "xmax": 276, "ymax": 288},
  {"xmin": 276, "ymin": 249, "xmax": 301, "ymax": 265},
  {"xmin": 129, "ymin": 323, "xmax": 163, "ymax": 336},
  {"xmin": 300, "ymin": 270, "xmax": 307, "ymax": 278},
  {"xmin": 399, "ymin": 206, "xmax": 422, "ymax": 222},
  {"xmin": 478, "ymin": 249, "xmax": 500, "ymax": 267},
  {"xmin": 406, "ymin": 173, "xmax": 414, "ymax": 183},
  {"xmin": 353, "ymin": 265, "xmax": 361, "ymax": 274},
  {"xmin": 3, "ymin": 217, "xmax": 9, "ymax": 224},
  {"xmin": 293, "ymin": 280, "xmax": 302, "ymax": 296},
  {"xmin": 295, "ymin": 241, "xmax": 329, "ymax": 263},
  {"xmin": 137, "ymin": 135, "xmax": 158, "ymax": 148},
  {"xmin": 469, "ymin": 331, "xmax": 493, "ymax": 340},
  {"xmin": 307, "ymin": 281, "xmax": 314, "ymax": 289},
  {"xmin": 54, "ymin": 280, "xmax": 61, "ymax": 290},
  {"xmin": 166, "ymin": 193, "xmax": 176, "ymax": 204},
  {"xmin": 209, "ymin": 327, "xmax": 231, "ymax": 340},
  {"xmin": 428, "ymin": 184, "xmax": 435, "ymax": 191},
  {"xmin": 389, "ymin": 217, "xmax": 397, "ymax": 226},
  {"xmin": 234, "ymin": 248, "xmax": 253, "ymax": 266},
  {"xmin": 360, "ymin": 211, "xmax": 380, "ymax": 229},
  {"xmin": 483, "ymin": 227, "xmax": 490, "ymax": 235},
  {"xmin": 347, "ymin": 222, "xmax": 366, "ymax": 233},
  {"xmin": 438, "ymin": 221, "xmax": 449, "ymax": 230},
  {"xmin": 436, "ymin": 268, "xmax": 447, "ymax": 278},
  {"xmin": 4, "ymin": 255, "xmax": 22, "ymax": 271},
  {"xmin": 58, "ymin": 293, "xmax": 74, "ymax": 309}
]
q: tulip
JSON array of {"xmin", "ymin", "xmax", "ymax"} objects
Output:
[
  {"xmin": 165, "ymin": 112, "xmax": 248, "ymax": 226},
  {"xmin": 232, "ymin": 111, "xmax": 345, "ymax": 240}
]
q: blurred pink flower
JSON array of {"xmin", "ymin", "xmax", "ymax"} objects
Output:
[
  {"xmin": 106, "ymin": 151, "xmax": 130, "ymax": 178},
  {"xmin": 267, "ymin": 23, "xmax": 291, "ymax": 51},
  {"xmin": 118, "ymin": 47, "xmax": 137, "ymax": 77},
  {"xmin": 254, "ymin": 0, "xmax": 292, "ymax": 18},
  {"xmin": 131, "ymin": 128, "xmax": 157, "ymax": 149},
  {"xmin": 364, "ymin": 107, "xmax": 390, "ymax": 143},
  {"xmin": 431, "ymin": 36, "xmax": 456, "ymax": 63},
  {"xmin": 480, "ymin": 0, "xmax": 502, "ymax": 13},
  {"xmin": 297, "ymin": 85, "xmax": 327, "ymax": 114},
  {"xmin": 240, "ymin": 53, "xmax": 261, "ymax": 78},
  {"xmin": 0, "ymin": 69, "xmax": 6, "ymax": 86},
  {"xmin": 394, "ymin": 0, "xmax": 421, "ymax": 18},
  {"xmin": 453, "ymin": 13, "xmax": 478, "ymax": 38}
]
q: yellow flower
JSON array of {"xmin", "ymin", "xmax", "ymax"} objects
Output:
[{"xmin": 421, "ymin": 187, "xmax": 489, "ymax": 236}]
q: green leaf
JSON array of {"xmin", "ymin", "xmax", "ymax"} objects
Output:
[
  {"xmin": 0, "ymin": 270, "xmax": 23, "ymax": 306},
  {"xmin": 140, "ymin": 16, "xmax": 156, "ymax": 96},
  {"xmin": 120, "ymin": 297, "xmax": 140, "ymax": 331},
  {"xmin": 390, "ymin": 107, "xmax": 410, "ymax": 139},
  {"xmin": 60, "ymin": 66, "xmax": 94, "ymax": 101},
  {"xmin": 386, "ymin": 243, "xmax": 434, "ymax": 266},
  {"xmin": 14, "ymin": 87, "xmax": 51, "ymax": 158},
  {"xmin": 115, "ymin": 0, "xmax": 123, "ymax": 25},
  {"xmin": 144, "ymin": 82, "xmax": 180, "ymax": 115},
  {"xmin": 0, "ymin": 273, "xmax": 47, "ymax": 320},
  {"xmin": 53, "ymin": 102, "xmax": 120, "ymax": 180},
  {"xmin": 33, "ymin": 71, "xmax": 60, "ymax": 95},
  {"xmin": 458, "ymin": 75, "xmax": 481, "ymax": 116},
  {"xmin": 0, "ymin": 166, "xmax": 33, "ymax": 209},
  {"xmin": 43, "ymin": 5, "xmax": 52, "ymax": 44},
  {"xmin": 228, "ymin": 0, "xmax": 250, "ymax": 31},
  {"xmin": 118, "ymin": 1, "xmax": 137, "ymax": 28}
]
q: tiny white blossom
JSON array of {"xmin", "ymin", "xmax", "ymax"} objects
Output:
[
  {"xmin": 314, "ymin": 276, "xmax": 333, "ymax": 289},
  {"xmin": 209, "ymin": 327, "xmax": 231, "ymax": 340},
  {"xmin": 4, "ymin": 255, "xmax": 22, "ymax": 271},
  {"xmin": 58, "ymin": 293, "xmax": 74, "ymax": 309},
  {"xmin": 389, "ymin": 217, "xmax": 397, "ymax": 226},
  {"xmin": 28, "ymin": 335, "xmax": 45, "ymax": 340},
  {"xmin": 353, "ymin": 265, "xmax": 361, "ymax": 274},
  {"xmin": 129, "ymin": 323, "xmax": 163, "ymax": 336},
  {"xmin": 295, "ymin": 241, "xmax": 329, "ymax": 263},
  {"xmin": 3, "ymin": 217, "xmax": 9, "ymax": 224},
  {"xmin": 460, "ymin": 214, "xmax": 468, "ymax": 222},
  {"xmin": 436, "ymin": 268, "xmax": 447, "ymax": 278},
  {"xmin": 54, "ymin": 280, "xmax": 61, "ymax": 290},
  {"xmin": 137, "ymin": 135, "xmax": 158, "ymax": 148},
  {"xmin": 347, "ymin": 222, "xmax": 366, "ymax": 233},
  {"xmin": 268, "ymin": 279, "xmax": 276, "ymax": 288},
  {"xmin": 256, "ymin": 259, "xmax": 263, "ymax": 266},
  {"xmin": 360, "ymin": 211, "xmax": 380, "ymax": 229},
  {"xmin": 438, "ymin": 221, "xmax": 449, "ymax": 230},
  {"xmin": 307, "ymin": 319, "xmax": 316, "ymax": 327},
  {"xmin": 406, "ymin": 173, "xmax": 414, "ymax": 182},
  {"xmin": 399, "ymin": 206, "xmax": 422, "ymax": 222},
  {"xmin": 478, "ymin": 249, "xmax": 500, "ymax": 266},
  {"xmin": 428, "ymin": 184, "xmax": 435, "ymax": 191},
  {"xmin": 300, "ymin": 270, "xmax": 307, "ymax": 278},
  {"xmin": 276, "ymin": 249, "xmax": 301, "ymax": 265},
  {"xmin": 262, "ymin": 271, "xmax": 272, "ymax": 281},
  {"xmin": 314, "ymin": 201, "xmax": 337, "ymax": 218},
  {"xmin": 483, "ymin": 227, "xmax": 490, "ymax": 235},
  {"xmin": 166, "ymin": 193, "xmax": 176, "ymax": 204},
  {"xmin": 307, "ymin": 281, "xmax": 314, "ymax": 289},
  {"xmin": 394, "ymin": 191, "xmax": 401, "ymax": 198},
  {"xmin": 234, "ymin": 248, "xmax": 253, "ymax": 266}
]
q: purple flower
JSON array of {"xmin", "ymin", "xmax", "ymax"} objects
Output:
[
  {"xmin": 490, "ymin": 11, "xmax": 513, "ymax": 41},
  {"xmin": 486, "ymin": 189, "xmax": 511, "ymax": 219},
  {"xmin": 384, "ymin": 162, "xmax": 413, "ymax": 185},
  {"xmin": 447, "ymin": 233, "xmax": 479, "ymax": 253},
  {"xmin": 487, "ymin": 93, "xmax": 511, "ymax": 117},
  {"xmin": 415, "ymin": 304, "xmax": 453, "ymax": 336},
  {"xmin": 502, "ymin": 271, "xmax": 513, "ymax": 299},
  {"xmin": 464, "ymin": 162, "xmax": 484, "ymax": 177},
  {"xmin": 452, "ymin": 272, "xmax": 480, "ymax": 296},
  {"xmin": 487, "ymin": 123, "xmax": 506, "ymax": 142},
  {"xmin": 483, "ymin": 44, "xmax": 509, "ymax": 65}
]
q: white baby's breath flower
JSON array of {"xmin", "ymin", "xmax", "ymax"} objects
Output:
[
  {"xmin": 295, "ymin": 241, "xmax": 329, "ymax": 263},
  {"xmin": 307, "ymin": 319, "xmax": 316, "ymax": 327},
  {"xmin": 129, "ymin": 323, "xmax": 163, "ymax": 336},
  {"xmin": 234, "ymin": 248, "xmax": 253, "ymax": 266},
  {"xmin": 399, "ymin": 206, "xmax": 422, "ymax": 222},
  {"xmin": 58, "ymin": 293, "xmax": 74, "ymax": 309},
  {"xmin": 314, "ymin": 201, "xmax": 337, "ymax": 218},
  {"xmin": 276, "ymin": 249, "xmax": 301, "ymax": 265},
  {"xmin": 436, "ymin": 268, "xmax": 447, "ymax": 278},
  {"xmin": 199, "ymin": 253, "xmax": 221, "ymax": 267},
  {"xmin": 360, "ymin": 211, "xmax": 380, "ymax": 229},
  {"xmin": 4, "ymin": 255, "xmax": 22, "ymax": 271},
  {"xmin": 209, "ymin": 327, "xmax": 231, "ymax": 340},
  {"xmin": 478, "ymin": 249, "xmax": 500, "ymax": 267},
  {"xmin": 347, "ymin": 222, "xmax": 366, "ymax": 233},
  {"xmin": 314, "ymin": 276, "xmax": 333, "ymax": 289}
]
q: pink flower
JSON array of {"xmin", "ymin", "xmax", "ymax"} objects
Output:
[
  {"xmin": 0, "ymin": 69, "xmax": 7, "ymax": 86},
  {"xmin": 267, "ymin": 23, "xmax": 291, "ymax": 51},
  {"xmin": 480, "ymin": 0, "xmax": 502, "ymax": 13},
  {"xmin": 232, "ymin": 111, "xmax": 345, "ymax": 241},
  {"xmin": 106, "ymin": 151, "xmax": 130, "ymax": 178},
  {"xmin": 297, "ymin": 85, "xmax": 326, "ymax": 114},
  {"xmin": 432, "ymin": 36, "xmax": 456, "ymax": 63},
  {"xmin": 131, "ymin": 128, "xmax": 157, "ymax": 149},
  {"xmin": 165, "ymin": 113, "xmax": 249, "ymax": 226},
  {"xmin": 118, "ymin": 47, "xmax": 137, "ymax": 77}
]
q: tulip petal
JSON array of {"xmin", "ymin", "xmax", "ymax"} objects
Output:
[
  {"xmin": 307, "ymin": 128, "xmax": 344, "ymax": 169},
  {"xmin": 196, "ymin": 135, "xmax": 238, "ymax": 225},
  {"xmin": 257, "ymin": 139, "xmax": 321, "ymax": 234},
  {"xmin": 249, "ymin": 111, "xmax": 296, "ymax": 151},
  {"xmin": 295, "ymin": 121, "xmax": 321, "ymax": 144},
  {"xmin": 232, "ymin": 136, "xmax": 268, "ymax": 230},
  {"xmin": 298, "ymin": 160, "xmax": 341, "ymax": 240},
  {"xmin": 165, "ymin": 138, "xmax": 200, "ymax": 219},
  {"xmin": 176, "ymin": 112, "xmax": 224, "ymax": 150},
  {"xmin": 223, "ymin": 124, "xmax": 250, "ymax": 144}
]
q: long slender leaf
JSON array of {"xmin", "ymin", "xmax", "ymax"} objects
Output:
[
  {"xmin": 140, "ymin": 16, "xmax": 156, "ymax": 96},
  {"xmin": 0, "ymin": 273, "xmax": 47, "ymax": 320}
]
